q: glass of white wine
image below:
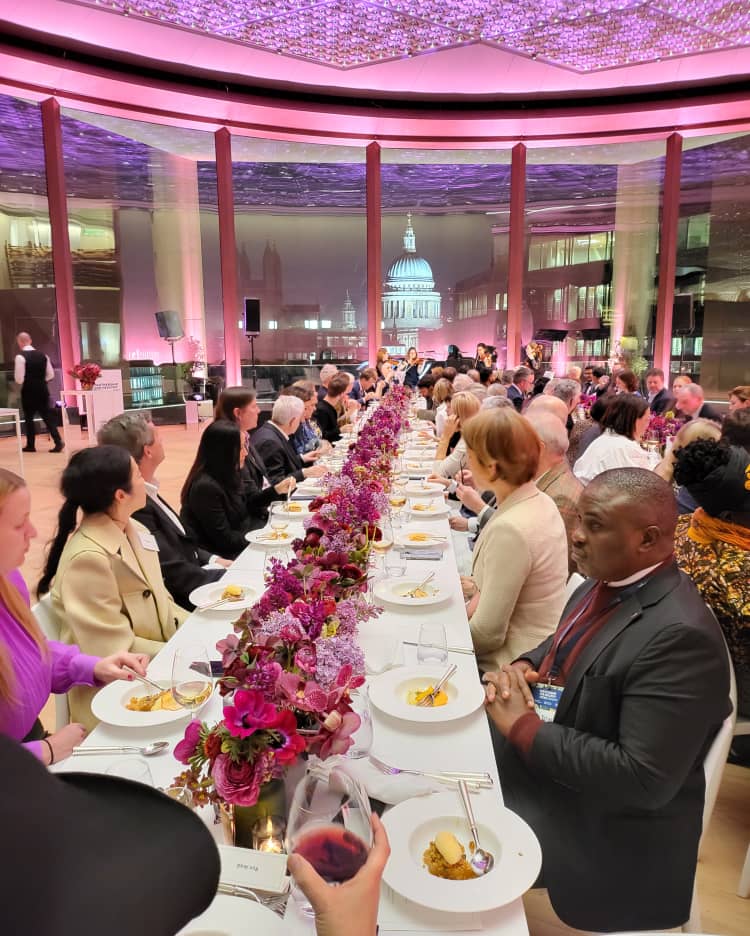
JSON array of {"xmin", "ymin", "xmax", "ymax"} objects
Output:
[
  {"xmin": 269, "ymin": 504, "xmax": 290, "ymax": 541},
  {"xmin": 371, "ymin": 516, "xmax": 394, "ymax": 584},
  {"xmin": 171, "ymin": 643, "xmax": 213, "ymax": 714}
]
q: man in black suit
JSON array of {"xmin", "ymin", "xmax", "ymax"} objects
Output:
[
  {"xmin": 14, "ymin": 331, "xmax": 64, "ymax": 453},
  {"xmin": 484, "ymin": 468, "xmax": 730, "ymax": 933},
  {"xmin": 677, "ymin": 382, "xmax": 723, "ymax": 423},
  {"xmin": 252, "ymin": 395, "xmax": 327, "ymax": 484},
  {"xmin": 506, "ymin": 365, "xmax": 534, "ymax": 412},
  {"xmin": 98, "ymin": 412, "xmax": 229, "ymax": 609},
  {"xmin": 644, "ymin": 367, "xmax": 676, "ymax": 415}
]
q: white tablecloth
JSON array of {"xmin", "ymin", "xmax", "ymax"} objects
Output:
[{"xmin": 55, "ymin": 509, "xmax": 529, "ymax": 935}]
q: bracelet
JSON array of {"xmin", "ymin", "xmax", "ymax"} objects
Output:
[{"xmin": 42, "ymin": 737, "xmax": 55, "ymax": 765}]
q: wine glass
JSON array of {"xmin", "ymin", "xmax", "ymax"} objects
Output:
[
  {"xmin": 171, "ymin": 643, "xmax": 213, "ymax": 714},
  {"xmin": 286, "ymin": 765, "xmax": 373, "ymax": 916},
  {"xmin": 417, "ymin": 619, "xmax": 448, "ymax": 666},
  {"xmin": 371, "ymin": 516, "xmax": 394, "ymax": 582},
  {"xmin": 269, "ymin": 504, "xmax": 290, "ymax": 541}
]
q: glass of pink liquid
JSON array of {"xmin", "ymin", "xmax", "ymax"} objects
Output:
[{"xmin": 286, "ymin": 765, "xmax": 373, "ymax": 916}]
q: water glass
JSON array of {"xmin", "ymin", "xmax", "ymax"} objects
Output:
[
  {"xmin": 105, "ymin": 758, "xmax": 154, "ymax": 786},
  {"xmin": 385, "ymin": 547, "xmax": 407, "ymax": 577},
  {"xmin": 345, "ymin": 686, "xmax": 373, "ymax": 759},
  {"xmin": 264, "ymin": 548, "xmax": 289, "ymax": 580},
  {"xmin": 417, "ymin": 619, "xmax": 448, "ymax": 666}
]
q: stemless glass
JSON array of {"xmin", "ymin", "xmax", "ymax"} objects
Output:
[
  {"xmin": 264, "ymin": 547, "xmax": 289, "ymax": 581},
  {"xmin": 345, "ymin": 686, "xmax": 374, "ymax": 759},
  {"xmin": 171, "ymin": 643, "xmax": 213, "ymax": 714},
  {"xmin": 385, "ymin": 547, "xmax": 407, "ymax": 577},
  {"xmin": 286, "ymin": 765, "xmax": 373, "ymax": 916},
  {"xmin": 417, "ymin": 619, "xmax": 449, "ymax": 666}
]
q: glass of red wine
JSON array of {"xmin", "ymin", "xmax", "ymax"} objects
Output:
[{"xmin": 286, "ymin": 764, "xmax": 373, "ymax": 917}]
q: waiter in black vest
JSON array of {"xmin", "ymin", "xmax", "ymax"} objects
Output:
[{"xmin": 14, "ymin": 332, "xmax": 64, "ymax": 453}]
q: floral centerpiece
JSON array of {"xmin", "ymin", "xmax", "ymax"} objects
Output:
[
  {"xmin": 68, "ymin": 362, "xmax": 102, "ymax": 390},
  {"xmin": 646, "ymin": 411, "xmax": 683, "ymax": 448},
  {"xmin": 174, "ymin": 386, "xmax": 411, "ymax": 809}
]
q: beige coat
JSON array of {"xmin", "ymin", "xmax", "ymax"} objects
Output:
[
  {"xmin": 52, "ymin": 513, "xmax": 188, "ymax": 728},
  {"xmin": 470, "ymin": 482, "xmax": 568, "ymax": 674}
]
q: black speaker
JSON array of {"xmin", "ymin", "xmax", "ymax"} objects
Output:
[
  {"xmin": 672, "ymin": 294, "xmax": 694, "ymax": 332},
  {"xmin": 154, "ymin": 310, "xmax": 184, "ymax": 340},
  {"xmin": 244, "ymin": 298, "xmax": 261, "ymax": 335}
]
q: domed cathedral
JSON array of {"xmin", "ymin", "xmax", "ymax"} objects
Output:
[{"xmin": 382, "ymin": 214, "xmax": 441, "ymax": 349}]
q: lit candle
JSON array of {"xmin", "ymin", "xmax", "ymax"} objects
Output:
[{"xmin": 252, "ymin": 814, "xmax": 286, "ymax": 854}]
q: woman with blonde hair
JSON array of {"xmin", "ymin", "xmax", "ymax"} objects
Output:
[
  {"xmin": 432, "ymin": 377, "xmax": 453, "ymax": 437},
  {"xmin": 460, "ymin": 409, "xmax": 568, "ymax": 673},
  {"xmin": 654, "ymin": 417, "xmax": 722, "ymax": 514},
  {"xmin": 0, "ymin": 468, "xmax": 149, "ymax": 762},
  {"xmin": 430, "ymin": 390, "xmax": 481, "ymax": 480}
]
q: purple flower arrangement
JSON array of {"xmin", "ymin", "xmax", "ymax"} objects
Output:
[
  {"xmin": 646, "ymin": 412, "xmax": 684, "ymax": 447},
  {"xmin": 173, "ymin": 385, "xmax": 411, "ymax": 807}
]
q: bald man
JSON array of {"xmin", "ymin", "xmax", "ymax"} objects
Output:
[
  {"xmin": 484, "ymin": 468, "xmax": 730, "ymax": 932},
  {"xmin": 15, "ymin": 331, "xmax": 64, "ymax": 452},
  {"xmin": 524, "ymin": 393, "xmax": 568, "ymax": 424}
]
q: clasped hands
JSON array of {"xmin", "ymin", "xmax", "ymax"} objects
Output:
[{"xmin": 482, "ymin": 661, "xmax": 539, "ymax": 737}]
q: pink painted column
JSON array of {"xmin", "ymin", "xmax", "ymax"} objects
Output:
[
  {"xmin": 40, "ymin": 97, "xmax": 79, "ymax": 389},
  {"xmin": 653, "ymin": 132, "xmax": 683, "ymax": 377},
  {"xmin": 366, "ymin": 142, "xmax": 382, "ymax": 365},
  {"xmin": 215, "ymin": 127, "xmax": 242, "ymax": 386},
  {"xmin": 506, "ymin": 143, "xmax": 527, "ymax": 368}
]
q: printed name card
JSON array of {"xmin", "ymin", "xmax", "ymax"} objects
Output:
[{"xmin": 218, "ymin": 845, "xmax": 289, "ymax": 894}]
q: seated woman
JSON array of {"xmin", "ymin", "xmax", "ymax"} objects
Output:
[
  {"xmin": 215, "ymin": 386, "xmax": 295, "ymax": 526},
  {"xmin": 430, "ymin": 391, "xmax": 481, "ymax": 480},
  {"xmin": 615, "ymin": 369, "xmax": 641, "ymax": 394},
  {"xmin": 673, "ymin": 439, "xmax": 750, "ymax": 728},
  {"xmin": 0, "ymin": 468, "xmax": 150, "ymax": 763},
  {"xmin": 432, "ymin": 377, "xmax": 453, "ymax": 437},
  {"xmin": 573, "ymin": 393, "xmax": 652, "ymax": 484},
  {"xmin": 37, "ymin": 447, "xmax": 187, "ymax": 730},
  {"xmin": 181, "ymin": 420, "xmax": 260, "ymax": 560},
  {"xmin": 654, "ymin": 418, "xmax": 722, "ymax": 514},
  {"xmin": 459, "ymin": 408, "xmax": 568, "ymax": 673}
]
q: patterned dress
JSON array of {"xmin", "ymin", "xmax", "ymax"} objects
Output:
[{"xmin": 674, "ymin": 515, "xmax": 750, "ymax": 717}]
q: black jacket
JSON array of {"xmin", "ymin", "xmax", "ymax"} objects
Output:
[
  {"xmin": 313, "ymin": 399, "xmax": 341, "ymax": 443},
  {"xmin": 649, "ymin": 387, "xmax": 676, "ymax": 415},
  {"xmin": 132, "ymin": 494, "xmax": 224, "ymax": 610},
  {"xmin": 251, "ymin": 421, "xmax": 306, "ymax": 483},
  {"xmin": 492, "ymin": 561, "xmax": 730, "ymax": 932},
  {"xmin": 180, "ymin": 474, "xmax": 255, "ymax": 560},
  {"xmin": 242, "ymin": 446, "xmax": 281, "ymax": 526}
]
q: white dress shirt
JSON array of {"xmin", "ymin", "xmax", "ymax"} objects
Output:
[
  {"xmin": 573, "ymin": 429, "xmax": 651, "ymax": 485},
  {"xmin": 14, "ymin": 347, "xmax": 55, "ymax": 385}
]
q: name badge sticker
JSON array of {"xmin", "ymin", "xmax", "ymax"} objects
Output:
[
  {"xmin": 531, "ymin": 683, "xmax": 564, "ymax": 723},
  {"xmin": 138, "ymin": 531, "xmax": 160, "ymax": 552}
]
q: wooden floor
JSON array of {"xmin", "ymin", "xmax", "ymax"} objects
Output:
[{"xmin": 2, "ymin": 425, "xmax": 748, "ymax": 936}]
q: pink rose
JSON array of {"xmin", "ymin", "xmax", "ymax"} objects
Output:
[{"xmin": 211, "ymin": 752, "xmax": 270, "ymax": 807}]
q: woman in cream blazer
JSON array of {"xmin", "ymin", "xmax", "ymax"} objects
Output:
[
  {"xmin": 38, "ymin": 446, "xmax": 187, "ymax": 729},
  {"xmin": 461, "ymin": 409, "xmax": 569, "ymax": 674}
]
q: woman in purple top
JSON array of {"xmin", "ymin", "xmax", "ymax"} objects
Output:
[{"xmin": 0, "ymin": 468, "xmax": 149, "ymax": 765}]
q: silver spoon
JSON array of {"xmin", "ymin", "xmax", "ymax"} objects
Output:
[
  {"xmin": 71, "ymin": 741, "xmax": 170, "ymax": 757},
  {"xmin": 458, "ymin": 779, "xmax": 495, "ymax": 876}
]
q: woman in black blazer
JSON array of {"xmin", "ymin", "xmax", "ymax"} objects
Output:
[{"xmin": 180, "ymin": 421, "xmax": 258, "ymax": 559}]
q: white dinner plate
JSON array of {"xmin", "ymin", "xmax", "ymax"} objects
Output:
[
  {"xmin": 402, "ymin": 462, "xmax": 433, "ymax": 477},
  {"xmin": 373, "ymin": 578, "xmax": 449, "ymax": 608},
  {"xmin": 368, "ymin": 665, "xmax": 484, "ymax": 724},
  {"xmin": 381, "ymin": 792, "xmax": 541, "ymax": 913},
  {"xmin": 408, "ymin": 438, "xmax": 437, "ymax": 448},
  {"xmin": 403, "ymin": 481, "xmax": 445, "ymax": 498},
  {"xmin": 177, "ymin": 894, "xmax": 287, "ymax": 936},
  {"xmin": 396, "ymin": 531, "xmax": 449, "ymax": 549},
  {"xmin": 403, "ymin": 448, "xmax": 436, "ymax": 461},
  {"xmin": 245, "ymin": 528, "xmax": 296, "ymax": 548},
  {"xmin": 274, "ymin": 501, "xmax": 312, "ymax": 519},
  {"xmin": 295, "ymin": 481, "xmax": 325, "ymax": 496},
  {"xmin": 91, "ymin": 677, "xmax": 212, "ymax": 728},
  {"xmin": 408, "ymin": 501, "xmax": 450, "ymax": 519},
  {"xmin": 188, "ymin": 581, "xmax": 259, "ymax": 613}
]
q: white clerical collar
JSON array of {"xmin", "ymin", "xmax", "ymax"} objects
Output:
[{"xmin": 607, "ymin": 560, "xmax": 664, "ymax": 588}]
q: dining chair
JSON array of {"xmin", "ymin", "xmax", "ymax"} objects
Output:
[{"xmin": 32, "ymin": 593, "xmax": 70, "ymax": 730}]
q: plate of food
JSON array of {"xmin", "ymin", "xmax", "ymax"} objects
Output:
[
  {"xmin": 373, "ymin": 578, "xmax": 449, "ymax": 608},
  {"xmin": 275, "ymin": 501, "xmax": 311, "ymax": 518},
  {"xmin": 381, "ymin": 791, "xmax": 541, "ymax": 913},
  {"xmin": 91, "ymin": 677, "xmax": 212, "ymax": 728},
  {"xmin": 177, "ymin": 894, "xmax": 286, "ymax": 936},
  {"xmin": 188, "ymin": 581, "xmax": 258, "ymax": 613},
  {"xmin": 368, "ymin": 665, "xmax": 484, "ymax": 724},
  {"xmin": 396, "ymin": 531, "xmax": 449, "ymax": 549},
  {"xmin": 401, "ymin": 461, "xmax": 433, "ymax": 477},
  {"xmin": 409, "ymin": 501, "xmax": 450, "ymax": 519},
  {"xmin": 403, "ymin": 448, "xmax": 436, "ymax": 461},
  {"xmin": 245, "ymin": 528, "xmax": 295, "ymax": 548},
  {"xmin": 408, "ymin": 437, "xmax": 437, "ymax": 448},
  {"xmin": 403, "ymin": 481, "xmax": 445, "ymax": 498}
]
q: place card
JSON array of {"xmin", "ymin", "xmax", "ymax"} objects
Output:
[
  {"xmin": 378, "ymin": 885, "xmax": 481, "ymax": 931},
  {"xmin": 218, "ymin": 844, "xmax": 289, "ymax": 895}
]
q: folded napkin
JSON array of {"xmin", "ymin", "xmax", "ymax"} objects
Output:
[
  {"xmin": 401, "ymin": 550, "xmax": 443, "ymax": 561},
  {"xmin": 340, "ymin": 756, "xmax": 444, "ymax": 806}
]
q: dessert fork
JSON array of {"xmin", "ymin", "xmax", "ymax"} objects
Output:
[{"xmin": 368, "ymin": 755, "xmax": 493, "ymax": 787}]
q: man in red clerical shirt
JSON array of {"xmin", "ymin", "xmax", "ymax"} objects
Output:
[{"xmin": 484, "ymin": 468, "xmax": 731, "ymax": 933}]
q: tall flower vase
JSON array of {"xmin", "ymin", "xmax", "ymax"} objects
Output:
[{"xmin": 231, "ymin": 778, "xmax": 286, "ymax": 848}]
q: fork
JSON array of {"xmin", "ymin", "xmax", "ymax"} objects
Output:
[
  {"xmin": 404, "ymin": 571, "xmax": 436, "ymax": 598},
  {"xmin": 217, "ymin": 883, "xmax": 289, "ymax": 917},
  {"xmin": 417, "ymin": 663, "xmax": 457, "ymax": 706},
  {"xmin": 369, "ymin": 754, "xmax": 493, "ymax": 788}
]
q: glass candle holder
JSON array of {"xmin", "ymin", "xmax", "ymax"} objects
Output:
[{"xmin": 252, "ymin": 814, "xmax": 286, "ymax": 853}]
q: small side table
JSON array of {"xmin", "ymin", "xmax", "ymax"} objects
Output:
[
  {"xmin": 0, "ymin": 407, "xmax": 24, "ymax": 477},
  {"xmin": 58, "ymin": 389, "xmax": 96, "ymax": 448}
]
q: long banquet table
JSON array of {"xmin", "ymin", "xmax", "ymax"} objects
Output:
[{"xmin": 54, "ymin": 496, "xmax": 530, "ymax": 935}]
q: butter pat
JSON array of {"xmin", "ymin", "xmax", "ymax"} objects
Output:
[{"xmin": 434, "ymin": 831, "xmax": 464, "ymax": 866}]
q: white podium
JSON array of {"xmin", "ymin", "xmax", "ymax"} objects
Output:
[{"xmin": 59, "ymin": 370, "xmax": 125, "ymax": 446}]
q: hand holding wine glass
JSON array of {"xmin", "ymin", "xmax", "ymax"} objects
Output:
[{"xmin": 171, "ymin": 643, "xmax": 212, "ymax": 713}]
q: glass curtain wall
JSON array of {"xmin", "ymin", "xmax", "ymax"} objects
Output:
[
  {"xmin": 59, "ymin": 109, "xmax": 221, "ymax": 408},
  {"xmin": 0, "ymin": 95, "xmax": 61, "ymax": 408},
  {"xmin": 525, "ymin": 141, "xmax": 666, "ymax": 379},
  {"xmin": 673, "ymin": 133, "xmax": 750, "ymax": 398},
  {"xmin": 380, "ymin": 150, "xmax": 512, "ymax": 367},
  {"xmin": 229, "ymin": 138, "xmax": 366, "ymax": 391}
]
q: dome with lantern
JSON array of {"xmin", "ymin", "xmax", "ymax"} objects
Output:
[{"xmin": 382, "ymin": 214, "xmax": 442, "ymax": 333}]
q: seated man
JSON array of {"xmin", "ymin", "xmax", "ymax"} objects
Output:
[
  {"xmin": 484, "ymin": 468, "xmax": 730, "ymax": 933},
  {"xmin": 350, "ymin": 367, "xmax": 382, "ymax": 407},
  {"xmin": 97, "ymin": 412, "xmax": 229, "ymax": 610},
  {"xmin": 252, "ymin": 395, "xmax": 326, "ymax": 484},
  {"xmin": 314, "ymin": 371, "xmax": 351, "ymax": 443},
  {"xmin": 677, "ymin": 382, "xmax": 723, "ymax": 423}
]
